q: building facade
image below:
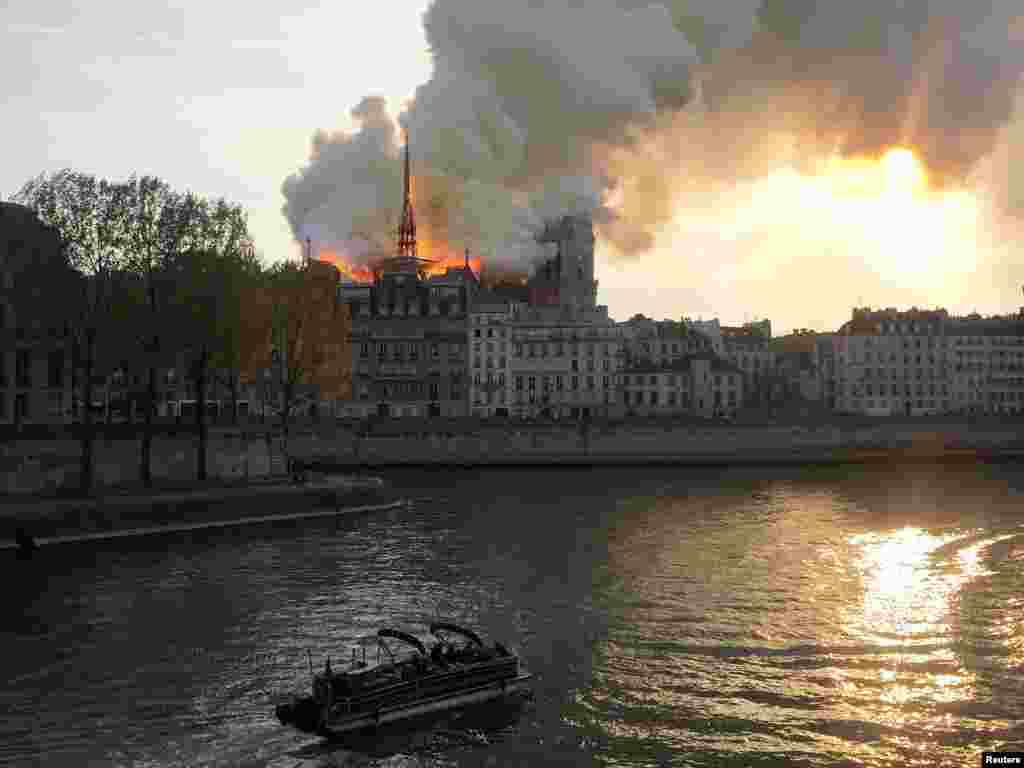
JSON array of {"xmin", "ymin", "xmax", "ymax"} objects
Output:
[
  {"xmin": 721, "ymin": 321, "xmax": 773, "ymax": 404},
  {"xmin": 503, "ymin": 305, "xmax": 623, "ymax": 420},
  {"xmin": 831, "ymin": 307, "xmax": 1024, "ymax": 416},
  {"xmin": 468, "ymin": 215, "xmax": 624, "ymax": 420},
  {"xmin": 834, "ymin": 308, "xmax": 952, "ymax": 415},
  {"xmin": 0, "ymin": 203, "xmax": 73, "ymax": 425},
  {"xmin": 620, "ymin": 354, "xmax": 745, "ymax": 418},
  {"xmin": 338, "ymin": 261, "xmax": 476, "ymax": 418}
]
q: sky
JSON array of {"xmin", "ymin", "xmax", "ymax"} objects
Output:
[
  {"xmin": 4, "ymin": 1, "xmax": 1024, "ymax": 335},
  {"xmin": 2, "ymin": 0, "xmax": 432, "ymax": 269}
]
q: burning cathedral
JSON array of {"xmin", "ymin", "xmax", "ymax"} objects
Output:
[{"xmin": 335, "ymin": 135, "xmax": 617, "ymax": 420}]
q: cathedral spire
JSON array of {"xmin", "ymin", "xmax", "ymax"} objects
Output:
[{"xmin": 397, "ymin": 129, "xmax": 417, "ymax": 259}]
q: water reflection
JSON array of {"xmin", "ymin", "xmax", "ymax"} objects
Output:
[
  {"xmin": 847, "ymin": 527, "xmax": 966, "ymax": 644},
  {"xmin": 575, "ymin": 467, "xmax": 1024, "ymax": 765},
  {"xmin": 4, "ymin": 465, "xmax": 1024, "ymax": 767}
]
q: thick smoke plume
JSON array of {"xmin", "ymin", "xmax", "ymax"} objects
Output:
[{"xmin": 282, "ymin": 0, "xmax": 1023, "ymax": 283}]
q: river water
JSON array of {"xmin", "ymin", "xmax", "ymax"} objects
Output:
[{"xmin": 3, "ymin": 464, "xmax": 1023, "ymax": 767}]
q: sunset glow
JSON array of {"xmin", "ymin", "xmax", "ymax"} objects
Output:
[{"xmin": 660, "ymin": 146, "xmax": 983, "ymax": 293}]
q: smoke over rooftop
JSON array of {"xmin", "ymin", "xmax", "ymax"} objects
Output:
[{"xmin": 281, "ymin": 0, "xmax": 1024, "ymax": 281}]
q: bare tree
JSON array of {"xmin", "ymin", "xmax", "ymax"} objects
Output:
[{"xmin": 10, "ymin": 171, "xmax": 135, "ymax": 494}]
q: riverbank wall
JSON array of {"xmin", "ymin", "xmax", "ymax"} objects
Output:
[
  {"xmin": 305, "ymin": 420, "xmax": 1024, "ymax": 468},
  {"xmin": 0, "ymin": 430, "xmax": 289, "ymax": 495},
  {"xmin": 3, "ymin": 420, "xmax": 1023, "ymax": 497}
]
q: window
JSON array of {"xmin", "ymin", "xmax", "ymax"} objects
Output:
[
  {"xmin": 572, "ymin": 376, "xmax": 579, "ymax": 391},
  {"xmin": 587, "ymin": 376, "xmax": 594, "ymax": 390},
  {"xmin": 515, "ymin": 376, "xmax": 523, "ymax": 391},
  {"xmin": 48, "ymin": 350, "xmax": 64, "ymax": 388},
  {"xmin": 430, "ymin": 382, "xmax": 439, "ymax": 400},
  {"xmin": 14, "ymin": 393, "xmax": 28, "ymax": 422},
  {"xmin": 378, "ymin": 343, "xmax": 387, "ymax": 358},
  {"xmin": 556, "ymin": 376, "xmax": 564, "ymax": 391},
  {"xmin": 16, "ymin": 349, "xmax": 31, "ymax": 388},
  {"xmin": 528, "ymin": 376, "xmax": 536, "ymax": 391},
  {"xmin": 571, "ymin": 359, "xmax": 579, "ymax": 372},
  {"xmin": 360, "ymin": 343, "xmax": 369, "ymax": 359}
]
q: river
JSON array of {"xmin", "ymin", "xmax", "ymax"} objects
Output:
[{"xmin": 3, "ymin": 464, "xmax": 1023, "ymax": 767}]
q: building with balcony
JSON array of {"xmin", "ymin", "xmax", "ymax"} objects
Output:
[
  {"xmin": 721, "ymin": 320, "xmax": 773, "ymax": 404},
  {"xmin": 620, "ymin": 354, "xmax": 744, "ymax": 418},
  {"xmin": 338, "ymin": 258, "xmax": 476, "ymax": 419},
  {"xmin": 830, "ymin": 306, "xmax": 1024, "ymax": 416},
  {"xmin": 467, "ymin": 214, "xmax": 623, "ymax": 420}
]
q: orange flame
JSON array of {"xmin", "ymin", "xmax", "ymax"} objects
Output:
[
  {"xmin": 313, "ymin": 246, "xmax": 482, "ymax": 283},
  {"xmin": 315, "ymin": 248, "xmax": 375, "ymax": 283},
  {"xmin": 311, "ymin": 172, "xmax": 486, "ymax": 282}
]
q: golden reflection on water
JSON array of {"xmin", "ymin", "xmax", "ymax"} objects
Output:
[
  {"xmin": 580, "ymin": 478, "xmax": 1024, "ymax": 761},
  {"xmin": 838, "ymin": 526, "xmax": 1005, "ymax": 717},
  {"xmin": 846, "ymin": 527, "xmax": 988, "ymax": 644}
]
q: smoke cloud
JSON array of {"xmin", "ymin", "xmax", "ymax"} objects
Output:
[{"xmin": 282, "ymin": 0, "xmax": 1023, "ymax": 289}]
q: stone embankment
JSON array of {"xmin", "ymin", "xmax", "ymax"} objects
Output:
[
  {"xmin": 0, "ymin": 429, "xmax": 290, "ymax": 495},
  {"xmin": 292, "ymin": 420, "xmax": 1024, "ymax": 468},
  {"xmin": 0, "ymin": 476, "xmax": 398, "ymax": 544}
]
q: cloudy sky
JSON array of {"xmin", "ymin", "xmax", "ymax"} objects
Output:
[
  {"xmin": 4, "ymin": 1, "xmax": 1024, "ymax": 334},
  {"xmin": 2, "ymin": 0, "xmax": 432, "ymax": 265}
]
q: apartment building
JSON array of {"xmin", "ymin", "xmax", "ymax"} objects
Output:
[
  {"xmin": 831, "ymin": 306, "xmax": 1024, "ymax": 416},
  {"xmin": 834, "ymin": 308, "xmax": 952, "ymax": 415},
  {"xmin": 620, "ymin": 354, "xmax": 744, "ymax": 418},
  {"xmin": 338, "ymin": 258, "xmax": 476, "ymax": 419},
  {"xmin": 620, "ymin": 316, "xmax": 713, "ymax": 363},
  {"xmin": 0, "ymin": 203, "xmax": 72, "ymax": 425},
  {"xmin": 947, "ymin": 314, "xmax": 1024, "ymax": 414},
  {"xmin": 721, "ymin": 320, "xmax": 772, "ymax": 404}
]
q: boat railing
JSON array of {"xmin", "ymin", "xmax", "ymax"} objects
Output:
[{"xmin": 333, "ymin": 657, "xmax": 518, "ymax": 712}]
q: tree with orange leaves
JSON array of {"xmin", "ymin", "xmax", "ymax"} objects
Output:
[{"xmin": 240, "ymin": 259, "xmax": 352, "ymax": 466}]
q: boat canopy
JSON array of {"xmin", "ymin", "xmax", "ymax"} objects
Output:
[
  {"xmin": 429, "ymin": 622, "xmax": 484, "ymax": 648},
  {"xmin": 377, "ymin": 628, "xmax": 426, "ymax": 656}
]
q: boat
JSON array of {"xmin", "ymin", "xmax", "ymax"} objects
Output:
[{"xmin": 274, "ymin": 622, "xmax": 532, "ymax": 737}]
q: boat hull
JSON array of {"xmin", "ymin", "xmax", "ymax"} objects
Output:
[{"xmin": 317, "ymin": 673, "xmax": 533, "ymax": 737}]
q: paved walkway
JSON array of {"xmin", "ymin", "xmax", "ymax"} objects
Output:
[
  {"xmin": 0, "ymin": 498, "xmax": 409, "ymax": 549},
  {"xmin": 0, "ymin": 474, "xmax": 393, "ymax": 543}
]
